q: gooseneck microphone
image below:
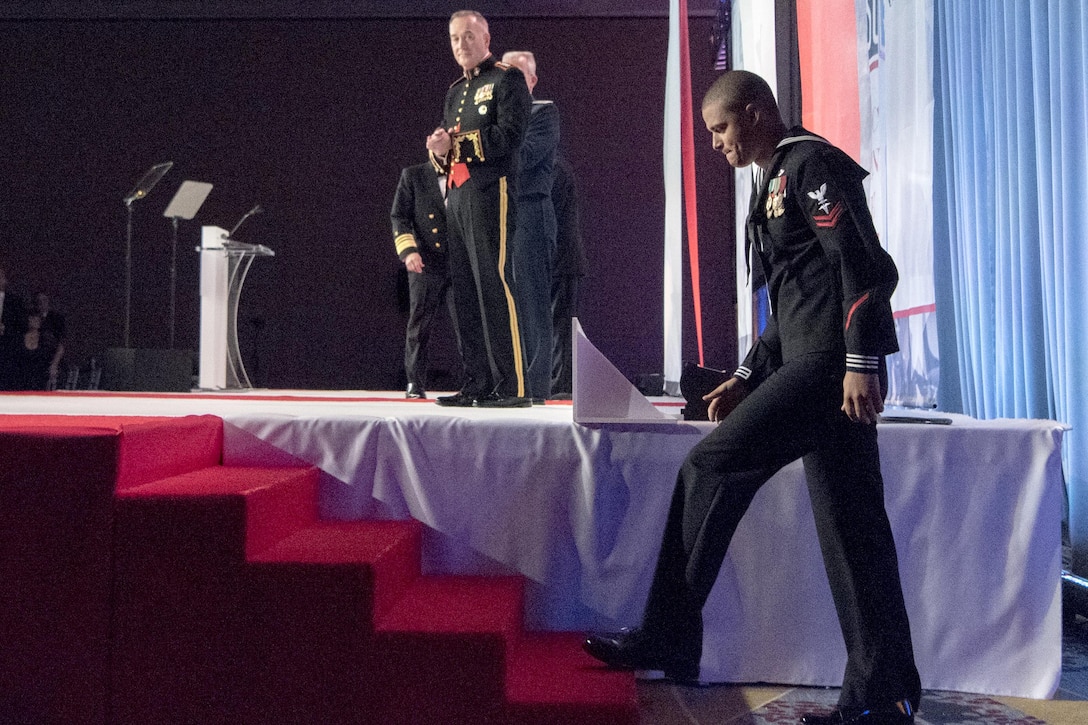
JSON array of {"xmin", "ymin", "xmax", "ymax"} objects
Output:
[{"xmin": 229, "ymin": 203, "xmax": 263, "ymax": 238}]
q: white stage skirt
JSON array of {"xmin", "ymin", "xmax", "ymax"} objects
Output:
[{"xmin": 0, "ymin": 391, "xmax": 1066, "ymax": 698}]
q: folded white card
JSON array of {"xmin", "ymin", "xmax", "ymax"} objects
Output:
[{"xmin": 572, "ymin": 318, "xmax": 674, "ymax": 424}]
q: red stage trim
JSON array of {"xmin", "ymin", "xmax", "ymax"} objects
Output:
[{"xmin": 893, "ymin": 303, "xmax": 938, "ymax": 318}]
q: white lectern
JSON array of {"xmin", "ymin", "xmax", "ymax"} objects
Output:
[{"xmin": 199, "ymin": 226, "xmax": 274, "ymax": 389}]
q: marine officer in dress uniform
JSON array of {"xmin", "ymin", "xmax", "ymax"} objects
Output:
[{"xmin": 426, "ymin": 10, "xmax": 532, "ymax": 408}]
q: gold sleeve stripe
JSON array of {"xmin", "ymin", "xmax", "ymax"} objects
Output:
[{"xmin": 395, "ymin": 233, "xmax": 418, "ymax": 255}]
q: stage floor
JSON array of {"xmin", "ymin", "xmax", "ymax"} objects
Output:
[{"xmin": 0, "ymin": 389, "xmax": 1067, "ymax": 699}]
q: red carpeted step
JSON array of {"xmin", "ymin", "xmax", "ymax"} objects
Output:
[
  {"xmin": 505, "ymin": 632, "xmax": 639, "ymax": 724},
  {"xmin": 111, "ymin": 465, "xmax": 320, "ymax": 723},
  {"xmin": 234, "ymin": 520, "xmax": 426, "ymax": 724},
  {"xmin": 376, "ymin": 574, "xmax": 525, "ymax": 635},
  {"xmin": 115, "ymin": 464, "xmax": 319, "ymax": 558},
  {"xmin": 371, "ymin": 576, "xmax": 527, "ymax": 724},
  {"xmin": 0, "ymin": 414, "xmax": 221, "ymax": 724},
  {"xmin": 0, "ymin": 414, "xmax": 223, "ymax": 489},
  {"xmin": 249, "ymin": 519, "xmax": 423, "ymax": 623},
  {"xmin": 5, "ymin": 416, "xmax": 639, "ymax": 723},
  {"xmin": 112, "ymin": 468, "xmax": 428, "ymax": 724}
]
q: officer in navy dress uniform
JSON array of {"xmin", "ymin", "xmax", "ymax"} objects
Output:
[
  {"xmin": 391, "ymin": 162, "xmax": 460, "ymax": 399},
  {"xmin": 426, "ymin": 10, "xmax": 532, "ymax": 408},
  {"xmin": 585, "ymin": 71, "xmax": 921, "ymax": 725}
]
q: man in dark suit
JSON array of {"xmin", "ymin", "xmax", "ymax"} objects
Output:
[
  {"xmin": 391, "ymin": 163, "xmax": 459, "ymax": 399},
  {"xmin": 426, "ymin": 9, "xmax": 532, "ymax": 408}
]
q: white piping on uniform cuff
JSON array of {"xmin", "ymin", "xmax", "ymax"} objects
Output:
[
  {"xmin": 734, "ymin": 366, "xmax": 753, "ymax": 380},
  {"xmin": 845, "ymin": 353, "xmax": 881, "ymax": 372}
]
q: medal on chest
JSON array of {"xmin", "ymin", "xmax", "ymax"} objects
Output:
[
  {"xmin": 765, "ymin": 170, "xmax": 787, "ymax": 219},
  {"xmin": 474, "ymin": 83, "xmax": 494, "ymax": 105}
]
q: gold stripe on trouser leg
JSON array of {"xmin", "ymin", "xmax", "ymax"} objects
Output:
[{"xmin": 497, "ymin": 176, "xmax": 526, "ymax": 397}]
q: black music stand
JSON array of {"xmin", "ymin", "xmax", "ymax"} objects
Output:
[{"xmin": 162, "ymin": 180, "xmax": 213, "ymax": 348}]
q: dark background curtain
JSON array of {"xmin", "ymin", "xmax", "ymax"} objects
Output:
[{"xmin": 0, "ymin": 5, "xmax": 736, "ymax": 390}]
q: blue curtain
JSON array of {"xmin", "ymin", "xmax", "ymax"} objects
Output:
[{"xmin": 933, "ymin": 0, "xmax": 1088, "ymax": 571}]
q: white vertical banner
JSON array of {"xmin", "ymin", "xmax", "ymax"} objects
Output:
[
  {"xmin": 663, "ymin": 0, "xmax": 683, "ymax": 393},
  {"xmin": 856, "ymin": 0, "xmax": 937, "ymax": 407},
  {"xmin": 731, "ymin": 0, "xmax": 778, "ymax": 365}
]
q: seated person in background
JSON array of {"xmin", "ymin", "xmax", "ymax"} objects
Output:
[
  {"xmin": 0, "ymin": 263, "xmax": 28, "ymax": 391},
  {"xmin": 33, "ymin": 291, "xmax": 66, "ymax": 389},
  {"xmin": 9, "ymin": 310, "xmax": 58, "ymax": 391}
]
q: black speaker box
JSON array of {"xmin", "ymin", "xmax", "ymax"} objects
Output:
[
  {"xmin": 100, "ymin": 348, "xmax": 193, "ymax": 393},
  {"xmin": 679, "ymin": 362, "xmax": 732, "ymax": 421}
]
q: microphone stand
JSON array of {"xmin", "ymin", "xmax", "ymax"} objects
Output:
[
  {"xmin": 124, "ymin": 199, "xmax": 135, "ymax": 349},
  {"xmin": 169, "ymin": 216, "xmax": 179, "ymax": 348},
  {"xmin": 161, "ymin": 179, "xmax": 213, "ymax": 350}
]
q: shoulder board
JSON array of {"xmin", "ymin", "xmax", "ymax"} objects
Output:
[
  {"xmin": 449, "ymin": 75, "xmax": 467, "ymax": 88},
  {"xmin": 495, "ymin": 61, "xmax": 512, "ymax": 70}
]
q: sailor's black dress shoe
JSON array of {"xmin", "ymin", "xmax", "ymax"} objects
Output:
[
  {"xmin": 583, "ymin": 627, "xmax": 700, "ymax": 683},
  {"xmin": 800, "ymin": 699, "xmax": 915, "ymax": 724},
  {"xmin": 435, "ymin": 392, "xmax": 476, "ymax": 407},
  {"xmin": 405, "ymin": 384, "xmax": 426, "ymax": 399}
]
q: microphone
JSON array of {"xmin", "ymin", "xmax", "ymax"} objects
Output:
[{"xmin": 228, "ymin": 203, "xmax": 264, "ymax": 238}]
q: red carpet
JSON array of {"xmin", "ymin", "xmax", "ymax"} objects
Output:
[{"xmin": 0, "ymin": 415, "xmax": 637, "ymax": 724}]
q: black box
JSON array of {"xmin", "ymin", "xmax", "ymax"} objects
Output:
[{"xmin": 100, "ymin": 348, "xmax": 193, "ymax": 393}]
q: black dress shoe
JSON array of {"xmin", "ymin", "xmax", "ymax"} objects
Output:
[
  {"xmin": 474, "ymin": 393, "xmax": 532, "ymax": 408},
  {"xmin": 405, "ymin": 384, "xmax": 426, "ymax": 399},
  {"xmin": 435, "ymin": 392, "xmax": 476, "ymax": 407},
  {"xmin": 800, "ymin": 700, "xmax": 915, "ymax": 724},
  {"xmin": 582, "ymin": 628, "xmax": 700, "ymax": 683}
]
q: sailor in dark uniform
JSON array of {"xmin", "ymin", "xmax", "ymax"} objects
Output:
[
  {"xmin": 426, "ymin": 10, "xmax": 532, "ymax": 408},
  {"xmin": 585, "ymin": 71, "xmax": 921, "ymax": 725}
]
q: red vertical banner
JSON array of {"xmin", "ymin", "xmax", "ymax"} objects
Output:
[
  {"xmin": 796, "ymin": 0, "xmax": 861, "ymax": 162},
  {"xmin": 678, "ymin": 0, "xmax": 704, "ymax": 366}
]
